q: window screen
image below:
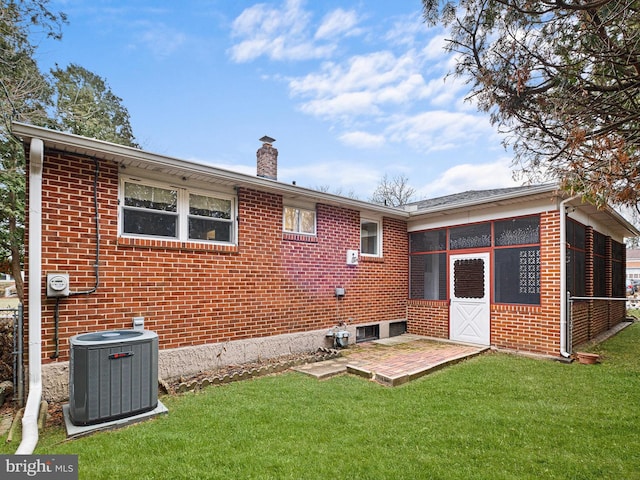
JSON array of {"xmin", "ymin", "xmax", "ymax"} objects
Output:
[
  {"xmin": 495, "ymin": 217, "xmax": 540, "ymax": 246},
  {"xmin": 410, "ymin": 253, "xmax": 447, "ymax": 300},
  {"xmin": 188, "ymin": 194, "xmax": 232, "ymax": 242},
  {"xmin": 567, "ymin": 248, "xmax": 586, "ymax": 297},
  {"xmin": 612, "ymin": 240, "xmax": 624, "ymax": 298},
  {"xmin": 449, "ymin": 223, "xmax": 491, "ymax": 250},
  {"xmin": 121, "ymin": 180, "xmax": 236, "ymax": 243},
  {"xmin": 283, "ymin": 206, "xmax": 316, "ymax": 234},
  {"xmin": 593, "ymin": 231, "xmax": 607, "ymax": 297},
  {"xmin": 361, "ymin": 221, "xmax": 379, "ymax": 255},
  {"xmin": 410, "ymin": 229, "xmax": 446, "ymax": 253},
  {"xmin": 123, "ymin": 183, "xmax": 178, "ymax": 237},
  {"xmin": 495, "ymin": 247, "xmax": 540, "ymax": 304},
  {"xmin": 566, "ymin": 219, "xmax": 586, "ymax": 297}
]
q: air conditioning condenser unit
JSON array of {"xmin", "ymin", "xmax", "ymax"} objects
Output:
[{"xmin": 69, "ymin": 329, "xmax": 158, "ymax": 426}]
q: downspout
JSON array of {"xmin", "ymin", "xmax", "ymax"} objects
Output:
[
  {"xmin": 559, "ymin": 195, "xmax": 580, "ymax": 359},
  {"xmin": 16, "ymin": 138, "xmax": 44, "ymax": 454}
]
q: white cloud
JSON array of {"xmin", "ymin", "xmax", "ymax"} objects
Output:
[
  {"xmin": 228, "ymin": 0, "xmax": 353, "ymax": 62},
  {"xmin": 428, "ymin": 76, "xmax": 470, "ymax": 108},
  {"xmin": 386, "ymin": 110, "xmax": 494, "ymax": 153},
  {"xmin": 136, "ymin": 24, "xmax": 187, "ymax": 57},
  {"xmin": 280, "ymin": 160, "xmax": 381, "ymax": 194},
  {"xmin": 289, "ymin": 51, "xmax": 403, "ymax": 96},
  {"xmin": 289, "ymin": 50, "xmax": 431, "ymax": 119},
  {"xmin": 339, "ymin": 131, "xmax": 386, "ymax": 148},
  {"xmin": 419, "ymin": 157, "xmax": 519, "ymax": 198},
  {"xmin": 282, "ymin": 15, "xmax": 466, "ymax": 132},
  {"xmin": 421, "ymin": 33, "xmax": 449, "ymax": 60},
  {"xmin": 299, "ymin": 90, "xmax": 381, "ymax": 118},
  {"xmin": 383, "ymin": 14, "xmax": 431, "ymax": 48},
  {"xmin": 315, "ymin": 8, "xmax": 361, "ymax": 40},
  {"xmin": 231, "ymin": 0, "xmax": 308, "ymax": 38},
  {"xmin": 376, "ymin": 73, "xmax": 429, "ymax": 104},
  {"xmin": 225, "ymin": 2, "xmax": 503, "ymax": 199}
]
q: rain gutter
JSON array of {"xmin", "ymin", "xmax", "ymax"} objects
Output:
[
  {"xmin": 16, "ymin": 138, "xmax": 44, "ymax": 454},
  {"xmin": 559, "ymin": 195, "xmax": 580, "ymax": 358},
  {"xmin": 10, "ymin": 122, "xmax": 407, "ymax": 220}
]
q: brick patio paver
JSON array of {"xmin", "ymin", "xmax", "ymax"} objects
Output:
[{"xmin": 294, "ymin": 336, "xmax": 489, "ymax": 386}]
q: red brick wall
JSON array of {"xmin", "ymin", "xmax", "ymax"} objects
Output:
[
  {"xmin": 609, "ymin": 301, "xmax": 626, "ymax": 329},
  {"xmin": 572, "ymin": 300, "xmax": 625, "ymax": 348},
  {"xmin": 30, "ymin": 150, "xmax": 408, "ymax": 362},
  {"xmin": 407, "ymin": 300, "xmax": 448, "ymax": 338},
  {"xmin": 27, "ymin": 147, "xmax": 627, "ymax": 364},
  {"xmin": 590, "ymin": 301, "xmax": 610, "ymax": 338},
  {"xmin": 571, "ymin": 302, "xmax": 590, "ymax": 346},
  {"xmin": 491, "ymin": 305, "xmax": 549, "ymax": 354}
]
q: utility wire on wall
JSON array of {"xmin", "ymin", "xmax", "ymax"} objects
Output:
[{"xmin": 51, "ymin": 157, "xmax": 101, "ymax": 359}]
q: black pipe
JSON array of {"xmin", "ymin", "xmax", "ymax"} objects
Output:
[
  {"xmin": 50, "ymin": 297, "xmax": 61, "ymax": 359},
  {"xmin": 70, "ymin": 156, "xmax": 100, "ymax": 296},
  {"xmin": 51, "ymin": 157, "xmax": 101, "ymax": 357}
]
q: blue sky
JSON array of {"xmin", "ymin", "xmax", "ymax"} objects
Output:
[{"xmin": 39, "ymin": 0, "xmax": 521, "ymax": 201}]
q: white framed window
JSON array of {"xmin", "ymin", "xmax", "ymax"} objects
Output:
[
  {"xmin": 283, "ymin": 205, "xmax": 316, "ymax": 235},
  {"xmin": 361, "ymin": 218, "xmax": 381, "ymax": 256},
  {"xmin": 120, "ymin": 178, "xmax": 236, "ymax": 244}
]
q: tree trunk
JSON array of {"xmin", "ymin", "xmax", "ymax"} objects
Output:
[
  {"xmin": 8, "ymin": 193, "xmax": 23, "ymax": 303},
  {"xmin": 10, "ymin": 251, "xmax": 23, "ymax": 304}
]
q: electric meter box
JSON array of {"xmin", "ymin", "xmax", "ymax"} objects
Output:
[{"xmin": 47, "ymin": 272, "xmax": 70, "ymax": 297}]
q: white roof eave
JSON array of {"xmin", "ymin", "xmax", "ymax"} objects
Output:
[
  {"xmin": 11, "ymin": 122, "xmax": 408, "ymax": 220},
  {"xmin": 13, "ymin": 122, "xmax": 638, "ymax": 238}
]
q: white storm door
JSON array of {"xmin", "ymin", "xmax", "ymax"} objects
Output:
[{"xmin": 449, "ymin": 253, "xmax": 490, "ymax": 345}]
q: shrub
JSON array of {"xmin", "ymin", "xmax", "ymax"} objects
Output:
[{"xmin": 0, "ymin": 318, "xmax": 13, "ymax": 382}]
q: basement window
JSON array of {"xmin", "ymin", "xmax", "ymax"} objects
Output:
[
  {"xmin": 356, "ymin": 324, "xmax": 380, "ymax": 343},
  {"xmin": 389, "ymin": 321, "xmax": 407, "ymax": 337}
]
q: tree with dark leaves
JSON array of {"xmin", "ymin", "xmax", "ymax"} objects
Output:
[
  {"xmin": 423, "ymin": 0, "xmax": 640, "ymax": 211},
  {"xmin": 0, "ymin": 0, "xmax": 65, "ymax": 301},
  {"xmin": 51, "ymin": 63, "xmax": 138, "ymax": 147}
]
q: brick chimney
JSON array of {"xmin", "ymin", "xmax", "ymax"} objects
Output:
[{"xmin": 257, "ymin": 136, "xmax": 277, "ymax": 180}]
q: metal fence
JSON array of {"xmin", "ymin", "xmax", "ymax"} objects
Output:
[{"xmin": 1, "ymin": 304, "xmax": 23, "ymax": 406}]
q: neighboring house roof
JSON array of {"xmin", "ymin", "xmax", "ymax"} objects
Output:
[
  {"xmin": 12, "ymin": 121, "xmax": 640, "ymax": 239},
  {"xmin": 627, "ymin": 249, "xmax": 640, "ymax": 260},
  {"xmin": 626, "ymin": 249, "xmax": 640, "ymax": 270}
]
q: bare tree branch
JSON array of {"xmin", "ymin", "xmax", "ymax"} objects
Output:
[{"xmin": 370, "ymin": 174, "xmax": 416, "ymax": 207}]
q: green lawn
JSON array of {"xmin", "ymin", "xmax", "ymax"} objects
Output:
[{"xmin": 3, "ymin": 323, "xmax": 640, "ymax": 479}]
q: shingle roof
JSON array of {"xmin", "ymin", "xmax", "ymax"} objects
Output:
[{"xmin": 408, "ymin": 185, "xmax": 554, "ymax": 210}]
